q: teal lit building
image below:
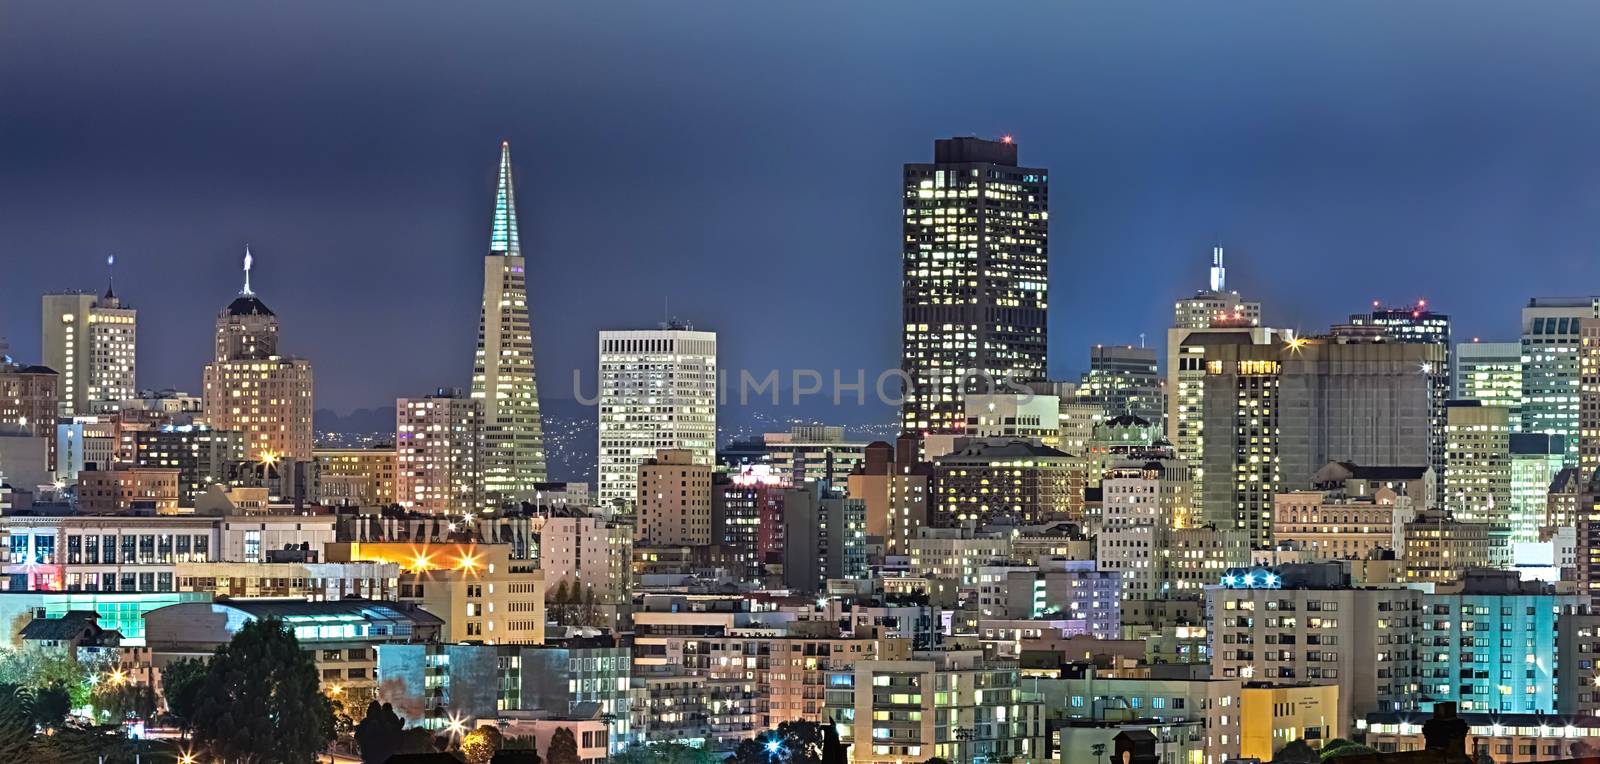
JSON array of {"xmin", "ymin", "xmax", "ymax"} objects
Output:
[
  {"xmin": 0, "ymin": 590, "xmax": 209, "ymax": 647},
  {"xmin": 1419, "ymin": 570, "xmax": 1578, "ymax": 714}
]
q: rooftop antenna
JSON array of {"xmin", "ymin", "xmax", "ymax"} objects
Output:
[
  {"xmin": 104, "ymin": 254, "xmax": 116, "ymax": 298},
  {"xmin": 1209, "ymin": 245, "xmax": 1226, "ymax": 292},
  {"xmin": 241, "ymin": 245, "xmax": 254, "ymax": 295}
]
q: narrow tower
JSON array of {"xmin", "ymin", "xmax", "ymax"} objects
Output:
[{"xmin": 472, "ymin": 142, "xmax": 547, "ymax": 501}]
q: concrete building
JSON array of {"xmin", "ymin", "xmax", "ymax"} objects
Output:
[
  {"xmin": 472, "ymin": 142, "xmax": 547, "ymax": 502},
  {"xmin": 1272, "ymin": 488, "xmax": 1413, "ymax": 561},
  {"xmin": 635, "ymin": 448, "xmax": 713, "ymax": 547},
  {"xmin": 200, "ymin": 263, "xmax": 314, "ymax": 463},
  {"xmin": 1198, "ymin": 335, "xmax": 1446, "ymax": 546},
  {"xmin": 596, "ymin": 326, "xmax": 716, "ymax": 509},
  {"xmin": 901, "ymin": 137, "xmax": 1049, "ymax": 436},
  {"xmin": 130, "ymin": 424, "xmax": 247, "ymax": 505},
  {"xmin": 75, "ymin": 466, "xmax": 179, "ymax": 515},
  {"xmin": 834, "ymin": 649, "xmax": 1045, "ymax": 763},
  {"xmin": 931, "ymin": 437, "xmax": 1083, "ymax": 527},
  {"xmin": 782, "ymin": 483, "xmax": 867, "ymax": 593},
  {"xmin": 1444, "ymin": 401, "xmax": 1512, "ymax": 529},
  {"xmin": 311, "ymin": 446, "xmax": 397, "ymax": 508},
  {"xmin": 534, "ymin": 510, "xmax": 632, "ymax": 611},
  {"xmin": 1168, "ymin": 327, "xmax": 1278, "ymax": 519},
  {"xmin": 713, "ymin": 465, "xmax": 786, "ymax": 581},
  {"xmin": 41, "ymin": 289, "xmax": 136, "ymax": 417},
  {"xmin": 1238, "ymin": 682, "xmax": 1341, "ymax": 761},
  {"xmin": 1099, "ymin": 452, "xmax": 1245, "ymax": 600},
  {"xmin": 1404, "ymin": 512, "xmax": 1495, "ymax": 584},
  {"xmin": 0, "ymin": 362, "xmax": 58, "ymax": 439},
  {"xmin": 762, "ymin": 424, "xmax": 864, "ymax": 487},
  {"xmin": 1207, "ymin": 563, "xmax": 1424, "ymax": 730},
  {"xmin": 331, "ymin": 542, "xmax": 544, "ymax": 645},
  {"xmin": 966, "ymin": 392, "xmax": 1062, "ymax": 446},
  {"xmin": 396, "ymin": 389, "xmax": 482, "ymax": 513},
  {"xmin": 1172, "ymin": 246, "xmax": 1262, "ymax": 330}
]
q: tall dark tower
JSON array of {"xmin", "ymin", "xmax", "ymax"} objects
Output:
[{"xmin": 900, "ymin": 137, "xmax": 1049, "ymax": 436}]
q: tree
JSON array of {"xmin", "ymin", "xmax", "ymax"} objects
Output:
[
  {"xmin": 1323, "ymin": 745, "xmax": 1377, "ymax": 759},
  {"xmin": 161, "ymin": 658, "xmax": 208, "ymax": 735},
  {"xmin": 1275, "ymin": 739, "xmax": 1321, "ymax": 764},
  {"xmin": 727, "ymin": 721, "xmax": 828, "ymax": 764},
  {"xmin": 0, "ymin": 688, "xmax": 34, "ymax": 763},
  {"xmin": 461, "ymin": 725, "xmax": 504, "ymax": 764},
  {"xmin": 396, "ymin": 727, "xmax": 441, "ymax": 754},
  {"xmin": 354, "ymin": 701, "xmax": 406, "ymax": 764},
  {"xmin": 922, "ymin": 759, "xmax": 952, "ymax": 764},
  {"xmin": 612, "ymin": 743, "xmax": 717, "ymax": 764},
  {"xmin": 820, "ymin": 721, "xmax": 847, "ymax": 764},
  {"xmin": 547, "ymin": 726, "xmax": 581, "ymax": 764},
  {"xmin": 26, "ymin": 721, "xmax": 135, "ymax": 764},
  {"xmin": 90, "ymin": 681, "xmax": 156, "ymax": 724},
  {"xmin": 190, "ymin": 616, "xmax": 335, "ymax": 764},
  {"xmin": 29, "ymin": 684, "xmax": 72, "ymax": 729}
]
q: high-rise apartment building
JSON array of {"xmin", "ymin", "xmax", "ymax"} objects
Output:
[
  {"xmin": 1455, "ymin": 341, "xmax": 1522, "ymax": 422},
  {"xmin": 1522, "ymin": 297, "xmax": 1593, "ymax": 461},
  {"xmin": 1198, "ymin": 334, "xmax": 1446, "ymax": 545},
  {"xmin": 1077, "ymin": 345, "xmax": 1163, "ymax": 428},
  {"xmin": 901, "ymin": 137, "xmax": 1048, "ymax": 436},
  {"xmin": 472, "ymin": 142, "xmax": 547, "ymax": 503},
  {"xmin": 596, "ymin": 327, "xmax": 717, "ymax": 509},
  {"xmin": 396, "ymin": 389, "xmax": 482, "ymax": 513},
  {"xmin": 41, "ymin": 289, "xmax": 136, "ymax": 417},
  {"xmin": 200, "ymin": 254, "xmax": 314, "ymax": 463},
  {"xmin": 635, "ymin": 449, "xmax": 712, "ymax": 547}
]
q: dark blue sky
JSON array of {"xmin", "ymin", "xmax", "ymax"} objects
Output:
[{"xmin": 5, "ymin": 2, "xmax": 1600, "ymax": 420}]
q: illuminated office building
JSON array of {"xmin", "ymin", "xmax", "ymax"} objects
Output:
[
  {"xmin": 596, "ymin": 326, "xmax": 717, "ymax": 509},
  {"xmin": 1455, "ymin": 341, "xmax": 1522, "ymax": 424},
  {"xmin": 1076, "ymin": 345, "xmax": 1163, "ymax": 428},
  {"xmin": 200, "ymin": 251, "xmax": 314, "ymax": 463},
  {"xmin": 1444, "ymin": 401, "xmax": 1511, "ymax": 529},
  {"xmin": 41, "ymin": 288, "xmax": 136, "ymax": 417},
  {"xmin": 1169, "ymin": 328, "xmax": 1277, "ymax": 522},
  {"xmin": 1509, "ymin": 434, "xmax": 1564, "ymax": 545},
  {"xmin": 1522, "ymin": 297, "xmax": 1594, "ymax": 461},
  {"xmin": 901, "ymin": 137, "xmax": 1048, "ymax": 436},
  {"xmin": 472, "ymin": 142, "xmax": 547, "ymax": 503}
]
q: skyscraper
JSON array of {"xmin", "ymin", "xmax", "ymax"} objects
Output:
[
  {"xmin": 1198, "ymin": 333, "xmax": 1446, "ymax": 545},
  {"xmin": 901, "ymin": 137, "xmax": 1048, "ymax": 436},
  {"xmin": 41, "ymin": 281, "xmax": 136, "ymax": 417},
  {"xmin": 1521, "ymin": 297, "xmax": 1593, "ymax": 462},
  {"xmin": 201, "ymin": 250, "xmax": 314, "ymax": 463},
  {"xmin": 1076, "ymin": 344, "xmax": 1163, "ymax": 428},
  {"xmin": 1455, "ymin": 340, "xmax": 1522, "ymax": 423},
  {"xmin": 596, "ymin": 326, "xmax": 717, "ymax": 508},
  {"xmin": 1349, "ymin": 302, "xmax": 1452, "ymax": 497},
  {"xmin": 1443, "ymin": 401, "xmax": 1511, "ymax": 528},
  {"xmin": 472, "ymin": 142, "xmax": 547, "ymax": 503}
]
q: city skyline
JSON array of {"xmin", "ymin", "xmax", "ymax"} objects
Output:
[{"xmin": 8, "ymin": 3, "xmax": 1600, "ymax": 416}]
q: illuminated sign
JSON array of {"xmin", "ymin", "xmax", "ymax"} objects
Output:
[{"xmin": 1220, "ymin": 567, "xmax": 1281, "ymax": 589}]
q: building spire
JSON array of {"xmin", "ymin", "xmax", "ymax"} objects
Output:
[
  {"xmin": 104, "ymin": 253, "xmax": 117, "ymax": 300},
  {"xmin": 241, "ymin": 245, "xmax": 255, "ymax": 295},
  {"xmin": 490, "ymin": 141, "xmax": 521, "ymax": 256},
  {"xmin": 1209, "ymin": 245, "xmax": 1226, "ymax": 292}
]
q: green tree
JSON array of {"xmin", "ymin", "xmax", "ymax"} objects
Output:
[
  {"xmin": 727, "ymin": 721, "xmax": 828, "ymax": 764},
  {"xmin": 547, "ymin": 726, "xmax": 581, "ymax": 764},
  {"xmin": 30, "ymin": 684, "xmax": 72, "ymax": 729},
  {"xmin": 26, "ymin": 722, "xmax": 135, "ymax": 764},
  {"xmin": 1323, "ymin": 744, "xmax": 1377, "ymax": 759},
  {"xmin": 354, "ymin": 700, "xmax": 406, "ymax": 763},
  {"xmin": 90, "ymin": 681, "xmax": 156, "ymax": 724},
  {"xmin": 190, "ymin": 616, "xmax": 334, "ymax": 764},
  {"xmin": 612, "ymin": 743, "xmax": 720, "ymax": 764},
  {"xmin": 161, "ymin": 657, "xmax": 209, "ymax": 734},
  {"xmin": 1275, "ymin": 739, "xmax": 1322, "ymax": 764},
  {"xmin": 461, "ymin": 725, "xmax": 504, "ymax": 764}
]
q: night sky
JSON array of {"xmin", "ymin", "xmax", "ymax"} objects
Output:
[{"xmin": 5, "ymin": 2, "xmax": 1600, "ymax": 423}]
